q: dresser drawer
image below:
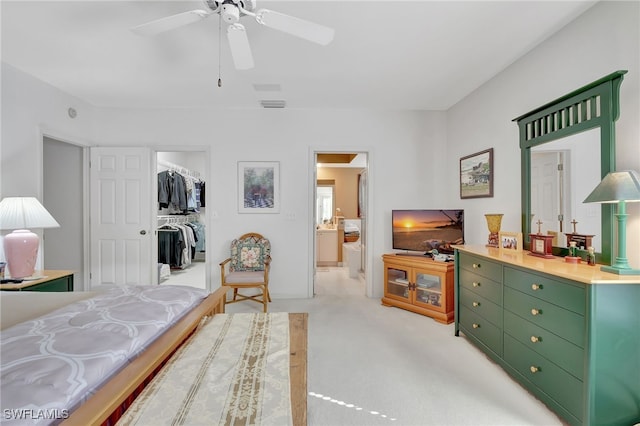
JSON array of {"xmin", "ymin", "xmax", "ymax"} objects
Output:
[
  {"xmin": 460, "ymin": 286, "xmax": 502, "ymax": 327},
  {"xmin": 504, "ymin": 310, "xmax": 583, "ymax": 380},
  {"xmin": 504, "ymin": 287, "xmax": 585, "ymax": 348},
  {"xmin": 459, "ymin": 306, "xmax": 502, "ymax": 356},
  {"xmin": 459, "ymin": 253, "xmax": 502, "ymax": 282},
  {"xmin": 504, "ymin": 334, "xmax": 583, "ymax": 422},
  {"xmin": 459, "ymin": 268, "xmax": 502, "ymax": 305},
  {"xmin": 504, "ymin": 267, "xmax": 585, "ymax": 315}
]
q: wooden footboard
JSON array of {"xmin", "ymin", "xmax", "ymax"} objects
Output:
[
  {"xmin": 63, "ymin": 287, "xmax": 308, "ymax": 426},
  {"xmin": 62, "ymin": 286, "xmax": 228, "ymax": 426},
  {"xmin": 289, "ymin": 312, "xmax": 308, "ymax": 426}
]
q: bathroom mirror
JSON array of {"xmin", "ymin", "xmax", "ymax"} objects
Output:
[
  {"xmin": 316, "ymin": 184, "xmax": 334, "ymax": 226},
  {"xmin": 514, "ymin": 71, "xmax": 627, "ymax": 264}
]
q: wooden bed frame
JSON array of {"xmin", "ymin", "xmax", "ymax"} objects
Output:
[{"xmin": 62, "ymin": 286, "xmax": 308, "ymax": 425}]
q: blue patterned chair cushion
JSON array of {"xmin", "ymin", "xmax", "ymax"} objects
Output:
[{"xmin": 230, "ymin": 237, "xmax": 270, "ymax": 272}]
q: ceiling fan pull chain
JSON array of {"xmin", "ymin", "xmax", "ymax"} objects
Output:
[{"xmin": 217, "ymin": 13, "xmax": 222, "ymax": 88}]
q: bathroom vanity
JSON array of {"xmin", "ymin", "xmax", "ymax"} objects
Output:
[{"xmin": 316, "ymin": 228, "xmax": 338, "ymax": 266}]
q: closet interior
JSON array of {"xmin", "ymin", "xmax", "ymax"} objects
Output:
[{"xmin": 156, "ymin": 152, "xmax": 206, "ymax": 288}]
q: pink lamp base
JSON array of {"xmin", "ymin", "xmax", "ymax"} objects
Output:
[{"xmin": 4, "ymin": 229, "xmax": 39, "ymax": 279}]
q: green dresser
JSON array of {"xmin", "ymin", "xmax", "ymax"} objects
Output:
[
  {"xmin": 0, "ymin": 270, "xmax": 74, "ymax": 292},
  {"xmin": 454, "ymin": 246, "xmax": 640, "ymax": 426}
]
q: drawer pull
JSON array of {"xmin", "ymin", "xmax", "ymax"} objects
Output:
[
  {"xmin": 472, "ymin": 263, "xmax": 481, "ymax": 269},
  {"xmin": 472, "ymin": 302, "xmax": 480, "ymax": 307},
  {"xmin": 531, "ymin": 284, "xmax": 542, "ymax": 290},
  {"xmin": 530, "ymin": 366, "xmax": 540, "ymax": 374},
  {"xmin": 472, "ymin": 281, "xmax": 480, "ymax": 287},
  {"xmin": 530, "ymin": 336, "xmax": 540, "ymax": 343},
  {"xmin": 531, "ymin": 308, "xmax": 541, "ymax": 316},
  {"xmin": 472, "ymin": 323, "xmax": 480, "ymax": 329}
]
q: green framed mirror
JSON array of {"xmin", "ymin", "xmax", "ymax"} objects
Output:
[{"xmin": 513, "ymin": 70, "xmax": 627, "ymax": 264}]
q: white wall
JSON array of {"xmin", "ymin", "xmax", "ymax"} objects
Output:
[
  {"xmin": 0, "ymin": 63, "xmax": 95, "ymax": 269},
  {"xmin": 445, "ymin": 1, "xmax": 640, "ymax": 266},
  {"xmin": 91, "ymin": 108, "xmax": 443, "ymax": 298}
]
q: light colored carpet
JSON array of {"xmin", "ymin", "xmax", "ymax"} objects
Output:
[{"xmin": 225, "ymin": 267, "xmax": 565, "ymax": 426}]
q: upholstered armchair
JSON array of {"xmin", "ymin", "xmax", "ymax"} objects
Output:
[{"xmin": 219, "ymin": 232, "xmax": 272, "ymax": 312}]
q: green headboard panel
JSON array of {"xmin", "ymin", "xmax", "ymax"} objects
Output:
[{"xmin": 513, "ymin": 70, "xmax": 627, "ymax": 264}]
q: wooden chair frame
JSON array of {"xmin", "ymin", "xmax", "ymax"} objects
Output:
[{"xmin": 220, "ymin": 232, "xmax": 272, "ymax": 312}]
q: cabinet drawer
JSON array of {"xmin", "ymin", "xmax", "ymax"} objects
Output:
[
  {"xmin": 459, "ymin": 306, "xmax": 502, "ymax": 356},
  {"xmin": 504, "ymin": 267, "xmax": 585, "ymax": 315},
  {"xmin": 459, "ymin": 268, "xmax": 502, "ymax": 305},
  {"xmin": 460, "ymin": 286, "xmax": 502, "ymax": 327},
  {"xmin": 28, "ymin": 277, "xmax": 72, "ymax": 292},
  {"xmin": 504, "ymin": 334, "xmax": 583, "ymax": 422},
  {"xmin": 504, "ymin": 287, "xmax": 584, "ymax": 348},
  {"xmin": 504, "ymin": 310, "xmax": 583, "ymax": 380},
  {"xmin": 459, "ymin": 253, "xmax": 502, "ymax": 282}
]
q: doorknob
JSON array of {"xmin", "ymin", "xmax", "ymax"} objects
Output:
[{"xmin": 140, "ymin": 230, "xmax": 147, "ymax": 235}]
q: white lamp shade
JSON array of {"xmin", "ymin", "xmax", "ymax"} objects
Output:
[{"xmin": 0, "ymin": 197, "xmax": 60, "ymax": 230}]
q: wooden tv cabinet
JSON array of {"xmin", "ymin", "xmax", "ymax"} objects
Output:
[{"xmin": 381, "ymin": 254, "xmax": 454, "ymax": 324}]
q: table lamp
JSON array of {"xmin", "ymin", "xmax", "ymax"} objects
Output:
[
  {"xmin": 583, "ymin": 170, "xmax": 640, "ymax": 275},
  {"xmin": 0, "ymin": 197, "xmax": 60, "ymax": 279}
]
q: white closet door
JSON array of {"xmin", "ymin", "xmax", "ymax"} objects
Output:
[{"xmin": 90, "ymin": 147, "xmax": 152, "ymax": 287}]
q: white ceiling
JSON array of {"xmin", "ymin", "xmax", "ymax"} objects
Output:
[{"xmin": 1, "ymin": 0, "xmax": 596, "ymax": 110}]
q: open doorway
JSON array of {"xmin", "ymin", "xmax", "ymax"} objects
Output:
[
  {"xmin": 313, "ymin": 151, "xmax": 368, "ymax": 296},
  {"xmin": 155, "ymin": 151, "xmax": 207, "ymax": 290},
  {"xmin": 42, "ymin": 136, "xmax": 88, "ymax": 291}
]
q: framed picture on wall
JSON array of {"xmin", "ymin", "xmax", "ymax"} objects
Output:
[
  {"xmin": 460, "ymin": 148, "xmax": 494, "ymax": 199},
  {"xmin": 238, "ymin": 161, "xmax": 280, "ymax": 213}
]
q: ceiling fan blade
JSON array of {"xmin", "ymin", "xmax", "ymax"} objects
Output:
[
  {"xmin": 131, "ymin": 10, "xmax": 212, "ymax": 36},
  {"xmin": 227, "ymin": 24, "xmax": 254, "ymax": 70},
  {"xmin": 255, "ymin": 9, "xmax": 334, "ymax": 46}
]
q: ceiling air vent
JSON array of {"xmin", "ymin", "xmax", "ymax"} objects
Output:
[{"xmin": 260, "ymin": 100, "xmax": 286, "ymax": 109}]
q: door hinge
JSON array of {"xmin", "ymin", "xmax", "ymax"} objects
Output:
[{"xmin": 557, "ymin": 163, "xmax": 564, "ymax": 171}]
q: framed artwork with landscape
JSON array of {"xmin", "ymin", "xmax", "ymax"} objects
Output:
[
  {"xmin": 460, "ymin": 148, "xmax": 494, "ymax": 199},
  {"xmin": 238, "ymin": 161, "xmax": 280, "ymax": 213}
]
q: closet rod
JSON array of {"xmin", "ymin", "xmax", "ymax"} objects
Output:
[
  {"xmin": 157, "ymin": 214, "xmax": 199, "ymax": 224},
  {"xmin": 157, "ymin": 160, "xmax": 201, "ymax": 180}
]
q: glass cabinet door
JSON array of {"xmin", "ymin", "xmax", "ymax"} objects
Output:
[
  {"xmin": 386, "ymin": 267, "xmax": 410, "ymax": 302},
  {"xmin": 414, "ymin": 270, "xmax": 443, "ymax": 309}
]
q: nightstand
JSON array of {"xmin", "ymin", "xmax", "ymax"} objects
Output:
[{"xmin": 0, "ymin": 270, "xmax": 74, "ymax": 292}]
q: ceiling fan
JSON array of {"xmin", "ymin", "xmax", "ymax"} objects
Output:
[{"xmin": 132, "ymin": 0, "xmax": 335, "ymax": 70}]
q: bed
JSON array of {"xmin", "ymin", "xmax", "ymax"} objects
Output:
[{"xmin": 0, "ymin": 286, "xmax": 307, "ymax": 426}]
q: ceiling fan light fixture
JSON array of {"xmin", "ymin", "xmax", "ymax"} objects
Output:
[{"xmin": 221, "ymin": 4, "xmax": 240, "ymax": 24}]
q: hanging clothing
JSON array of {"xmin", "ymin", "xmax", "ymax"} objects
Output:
[
  {"xmin": 158, "ymin": 170, "xmax": 188, "ymax": 213},
  {"xmin": 158, "ymin": 227, "xmax": 184, "ymax": 268}
]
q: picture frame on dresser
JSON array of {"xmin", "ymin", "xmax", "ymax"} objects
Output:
[
  {"xmin": 460, "ymin": 148, "xmax": 493, "ymax": 199},
  {"xmin": 498, "ymin": 231, "xmax": 523, "ymax": 252}
]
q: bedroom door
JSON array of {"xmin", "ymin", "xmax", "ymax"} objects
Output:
[{"xmin": 90, "ymin": 147, "xmax": 152, "ymax": 287}]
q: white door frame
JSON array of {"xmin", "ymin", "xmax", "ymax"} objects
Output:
[{"xmin": 308, "ymin": 147, "xmax": 374, "ymax": 298}]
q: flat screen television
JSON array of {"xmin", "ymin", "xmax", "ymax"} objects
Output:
[{"xmin": 392, "ymin": 209, "xmax": 464, "ymax": 255}]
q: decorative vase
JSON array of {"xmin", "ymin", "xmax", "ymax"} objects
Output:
[
  {"xmin": 4, "ymin": 229, "xmax": 39, "ymax": 279},
  {"xmin": 485, "ymin": 214, "xmax": 504, "ymax": 247}
]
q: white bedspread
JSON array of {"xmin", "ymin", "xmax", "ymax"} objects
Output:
[
  {"xmin": 0, "ymin": 285, "xmax": 208, "ymax": 425},
  {"xmin": 117, "ymin": 313, "xmax": 292, "ymax": 426}
]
